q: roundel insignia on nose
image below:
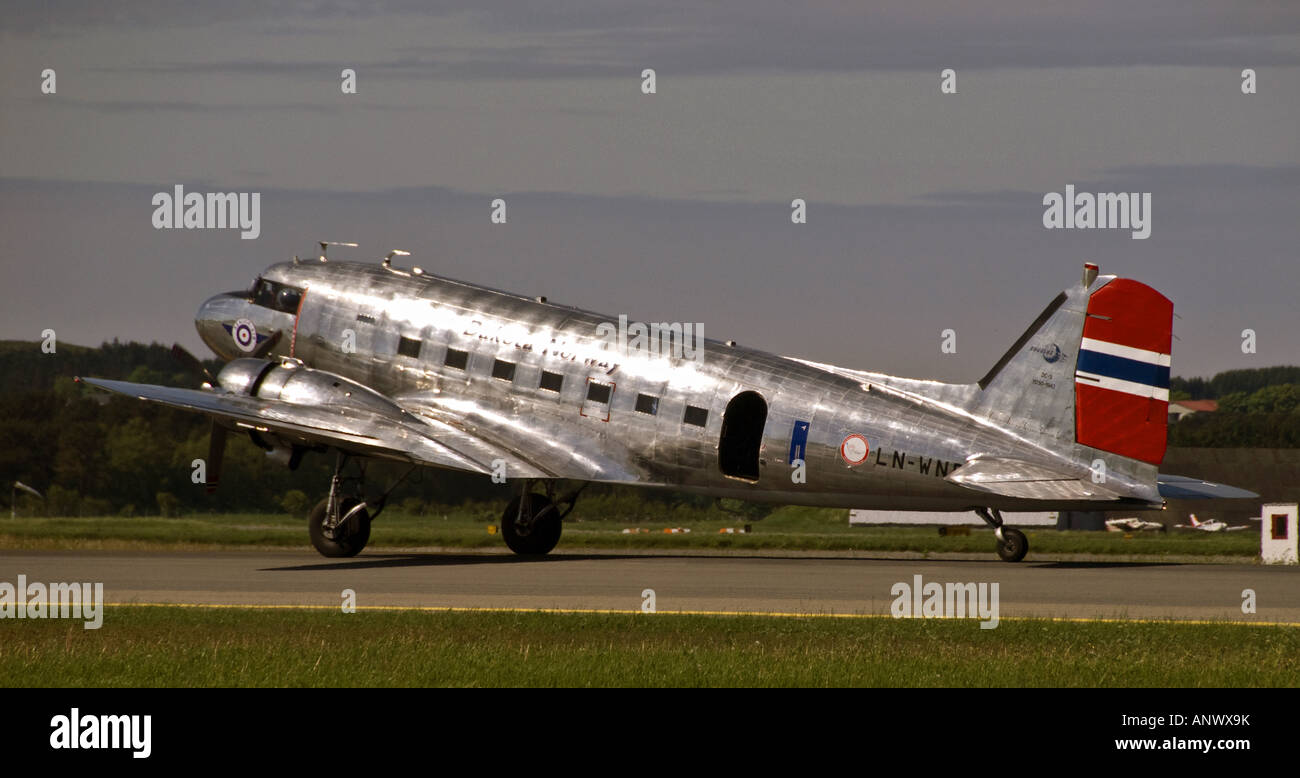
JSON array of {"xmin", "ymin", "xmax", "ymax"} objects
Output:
[
  {"xmin": 840, "ymin": 434, "xmax": 870, "ymax": 466},
  {"xmin": 227, "ymin": 318, "xmax": 260, "ymax": 353}
]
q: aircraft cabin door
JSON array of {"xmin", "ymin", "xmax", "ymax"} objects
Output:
[{"xmin": 719, "ymin": 391, "xmax": 767, "ymax": 482}]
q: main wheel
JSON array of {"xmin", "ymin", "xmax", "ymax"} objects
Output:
[
  {"xmin": 308, "ymin": 497, "xmax": 371, "ymax": 558},
  {"xmin": 996, "ymin": 527, "xmax": 1028, "ymax": 562},
  {"xmin": 501, "ymin": 494, "xmax": 561, "ymax": 556}
]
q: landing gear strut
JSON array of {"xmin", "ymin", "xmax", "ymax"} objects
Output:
[
  {"xmin": 307, "ymin": 453, "xmax": 412, "ymax": 558},
  {"xmin": 501, "ymin": 481, "xmax": 586, "ymax": 556},
  {"xmin": 975, "ymin": 507, "xmax": 1028, "ymax": 563}
]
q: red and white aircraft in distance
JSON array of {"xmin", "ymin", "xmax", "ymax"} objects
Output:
[{"xmin": 1175, "ymin": 513, "xmax": 1252, "ymax": 532}]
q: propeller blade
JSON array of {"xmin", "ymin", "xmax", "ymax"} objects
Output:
[
  {"xmin": 252, "ymin": 330, "xmax": 283, "ymax": 359},
  {"xmin": 206, "ymin": 422, "xmax": 227, "ymax": 494},
  {"xmin": 171, "ymin": 343, "xmax": 217, "ymax": 385}
]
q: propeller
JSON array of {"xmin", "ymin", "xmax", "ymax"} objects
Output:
[
  {"xmin": 170, "ymin": 331, "xmax": 280, "ymax": 494},
  {"xmin": 252, "ymin": 329, "xmax": 283, "ymax": 359},
  {"xmin": 170, "ymin": 343, "xmax": 228, "ymax": 493},
  {"xmin": 169, "ymin": 343, "xmax": 217, "ymax": 386},
  {"xmin": 205, "ymin": 422, "xmax": 227, "ymax": 494}
]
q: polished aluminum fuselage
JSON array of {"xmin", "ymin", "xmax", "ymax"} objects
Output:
[{"xmin": 196, "ymin": 261, "xmax": 1142, "ymax": 511}]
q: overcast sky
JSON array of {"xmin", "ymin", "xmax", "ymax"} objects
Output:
[{"xmin": 2, "ymin": 1, "xmax": 1297, "ymax": 382}]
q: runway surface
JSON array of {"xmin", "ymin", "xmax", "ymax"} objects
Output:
[{"xmin": 5, "ymin": 548, "xmax": 1300, "ymax": 623}]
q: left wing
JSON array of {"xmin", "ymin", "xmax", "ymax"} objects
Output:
[{"xmin": 78, "ymin": 377, "xmax": 554, "ymax": 478}]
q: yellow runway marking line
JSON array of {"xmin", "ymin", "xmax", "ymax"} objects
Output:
[{"xmin": 103, "ymin": 602, "xmax": 1300, "ymax": 627}]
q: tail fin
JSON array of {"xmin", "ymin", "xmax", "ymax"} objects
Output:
[
  {"xmin": 1073, "ymin": 277, "xmax": 1172, "ymax": 464},
  {"xmin": 972, "ymin": 264, "xmax": 1172, "ymax": 466}
]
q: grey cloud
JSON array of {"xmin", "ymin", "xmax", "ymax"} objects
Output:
[
  {"xmin": 12, "ymin": 2, "xmax": 1300, "ymax": 75},
  {"xmin": 14, "ymin": 95, "xmax": 428, "ymax": 115}
]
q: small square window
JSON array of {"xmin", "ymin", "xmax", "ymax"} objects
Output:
[
  {"xmin": 398, "ymin": 336, "xmax": 422, "ymax": 359},
  {"xmin": 444, "ymin": 348, "xmax": 469, "ymax": 370},
  {"xmin": 539, "ymin": 371, "xmax": 563, "ymax": 392},
  {"xmin": 684, "ymin": 405, "xmax": 708, "ymax": 427},
  {"xmin": 492, "ymin": 359, "xmax": 516, "ymax": 381},
  {"xmin": 586, "ymin": 382, "xmax": 612, "ymax": 404},
  {"xmin": 635, "ymin": 393, "xmax": 659, "ymax": 415}
]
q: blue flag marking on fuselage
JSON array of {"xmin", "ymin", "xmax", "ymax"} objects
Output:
[{"xmin": 789, "ymin": 420, "xmax": 810, "ymax": 463}]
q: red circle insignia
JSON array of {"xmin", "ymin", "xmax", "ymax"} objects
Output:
[{"xmin": 840, "ymin": 434, "xmax": 870, "ymax": 466}]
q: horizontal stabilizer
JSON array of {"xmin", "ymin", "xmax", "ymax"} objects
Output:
[
  {"xmin": 946, "ymin": 455, "xmax": 1122, "ymax": 501},
  {"xmin": 1156, "ymin": 474, "xmax": 1258, "ymax": 500}
]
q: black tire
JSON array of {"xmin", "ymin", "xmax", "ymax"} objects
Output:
[
  {"xmin": 308, "ymin": 497, "xmax": 371, "ymax": 558},
  {"xmin": 996, "ymin": 527, "xmax": 1028, "ymax": 562},
  {"xmin": 501, "ymin": 494, "xmax": 561, "ymax": 556}
]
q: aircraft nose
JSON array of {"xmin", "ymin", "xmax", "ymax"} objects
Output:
[
  {"xmin": 195, "ymin": 292, "xmax": 232, "ymax": 327},
  {"xmin": 194, "ymin": 292, "xmax": 245, "ymax": 357}
]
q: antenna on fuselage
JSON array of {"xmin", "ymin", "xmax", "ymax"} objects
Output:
[
  {"xmin": 318, "ymin": 241, "xmax": 358, "ymax": 262},
  {"xmin": 383, "ymin": 249, "xmax": 411, "ymax": 272}
]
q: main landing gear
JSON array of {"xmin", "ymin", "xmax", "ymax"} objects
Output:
[
  {"xmin": 975, "ymin": 507, "xmax": 1028, "ymax": 563},
  {"xmin": 307, "ymin": 453, "xmax": 412, "ymax": 558},
  {"xmin": 501, "ymin": 481, "xmax": 587, "ymax": 556}
]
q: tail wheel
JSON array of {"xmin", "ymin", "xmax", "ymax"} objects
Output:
[
  {"xmin": 502, "ymin": 494, "xmax": 562, "ymax": 556},
  {"xmin": 996, "ymin": 527, "xmax": 1028, "ymax": 563},
  {"xmin": 308, "ymin": 497, "xmax": 371, "ymax": 558}
]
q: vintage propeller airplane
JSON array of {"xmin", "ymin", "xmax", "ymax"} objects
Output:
[{"xmin": 78, "ymin": 247, "xmax": 1255, "ymax": 562}]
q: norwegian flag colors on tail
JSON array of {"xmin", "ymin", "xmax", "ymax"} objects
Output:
[{"xmin": 1074, "ymin": 278, "xmax": 1173, "ymax": 465}]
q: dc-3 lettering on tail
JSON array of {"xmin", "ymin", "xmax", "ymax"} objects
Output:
[{"xmin": 78, "ymin": 252, "xmax": 1256, "ymax": 562}]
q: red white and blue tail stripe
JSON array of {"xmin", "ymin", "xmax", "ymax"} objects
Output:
[{"xmin": 1074, "ymin": 279, "xmax": 1173, "ymax": 465}]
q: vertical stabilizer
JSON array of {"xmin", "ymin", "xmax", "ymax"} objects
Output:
[{"xmin": 1073, "ymin": 278, "xmax": 1172, "ymax": 465}]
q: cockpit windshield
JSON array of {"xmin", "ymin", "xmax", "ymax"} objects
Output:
[{"xmin": 249, "ymin": 277, "xmax": 304, "ymax": 314}]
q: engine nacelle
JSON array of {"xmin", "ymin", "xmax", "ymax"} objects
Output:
[{"xmin": 215, "ymin": 358, "xmax": 404, "ymax": 417}]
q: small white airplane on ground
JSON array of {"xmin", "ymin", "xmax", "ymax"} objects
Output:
[
  {"xmin": 1104, "ymin": 517, "xmax": 1164, "ymax": 532},
  {"xmin": 1175, "ymin": 513, "xmax": 1251, "ymax": 532}
]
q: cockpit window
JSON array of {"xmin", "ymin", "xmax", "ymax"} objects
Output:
[{"xmin": 249, "ymin": 278, "xmax": 305, "ymax": 314}]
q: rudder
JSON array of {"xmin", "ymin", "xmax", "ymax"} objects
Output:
[{"xmin": 1073, "ymin": 278, "xmax": 1172, "ymax": 465}]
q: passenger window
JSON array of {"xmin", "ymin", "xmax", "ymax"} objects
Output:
[
  {"xmin": 586, "ymin": 382, "xmax": 612, "ymax": 404},
  {"xmin": 684, "ymin": 405, "xmax": 708, "ymax": 427},
  {"xmin": 398, "ymin": 336, "xmax": 422, "ymax": 359},
  {"xmin": 492, "ymin": 359, "xmax": 516, "ymax": 381},
  {"xmin": 539, "ymin": 371, "xmax": 563, "ymax": 392},
  {"xmin": 635, "ymin": 394, "xmax": 659, "ymax": 415},
  {"xmin": 444, "ymin": 348, "xmax": 469, "ymax": 370}
]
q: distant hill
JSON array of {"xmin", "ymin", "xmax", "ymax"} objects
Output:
[{"xmin": 1171, "ymin": 366, "xmax": 1300, "ymax": 401}]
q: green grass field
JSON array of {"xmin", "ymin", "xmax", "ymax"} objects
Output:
[
  {"xmin": 0, "ymin": 506, "xmax": 1261, "ymax": 558},
  {"xmin": 1, "ymin": 606, "xmax": 1294, "ymax": 687}
]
